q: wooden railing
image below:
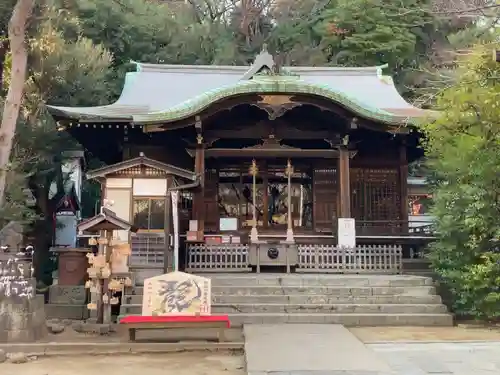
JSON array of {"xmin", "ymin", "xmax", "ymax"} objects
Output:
[
  {"xmin": 186, "ymin": 244, "xmax": 251, "ymax": 272},
  {"xmin": 296, "ymin": 244, "xmax": 402, "ymax": 274}
]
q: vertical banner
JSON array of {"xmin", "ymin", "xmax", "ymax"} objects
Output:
[{"xmin": 171, "ymin": 190, "xmax": 180, "ymax": 271}]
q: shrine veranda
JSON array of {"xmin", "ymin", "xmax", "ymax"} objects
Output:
[{"xmin": 48, "ymin": 48, "xmax": 435, "ymax": 277}]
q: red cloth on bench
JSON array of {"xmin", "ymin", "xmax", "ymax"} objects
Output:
[{"xmin": 120, "ymin": 315, "xmax": 230, "ymax": 328}]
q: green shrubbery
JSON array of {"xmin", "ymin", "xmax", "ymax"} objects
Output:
[{"xmin": 424, "ymin": 41, "xmax": 500, "ymax": 321}]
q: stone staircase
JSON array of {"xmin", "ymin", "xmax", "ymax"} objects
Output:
[{"xmin": 120, "ymin": 274, "xmax": 453, "ymax": 326}]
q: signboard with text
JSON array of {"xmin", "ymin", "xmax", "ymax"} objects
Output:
[{"xmin": 338, "ymin": 218, "xmax": 356, "ymax": 248}]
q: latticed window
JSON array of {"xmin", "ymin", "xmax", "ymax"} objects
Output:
[{"xmin": 133, "ymin": 198, "xmax": 165, "ymax": 230}]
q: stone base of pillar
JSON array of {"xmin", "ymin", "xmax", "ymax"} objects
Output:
[
  {"xmin": 285, "ymin": 228, "xmax": 295, "ymax": 243},
  {"xmin": 250, "ymin": 226, "xmax": 259, "ymax": 243}
]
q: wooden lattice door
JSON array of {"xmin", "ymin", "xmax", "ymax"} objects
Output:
[
  {"xmin": 313, "ymin": 167, "xmax": 338, "ymax": 232},
  {"xmin": 204, "ymin": 169, "xmax": 219, "ymax": 232},
  {"xmin": 350, "ymin": 167, "xmax": 401, "ymax": 222}
]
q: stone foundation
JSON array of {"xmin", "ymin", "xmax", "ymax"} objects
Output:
[
  {"xmin": 0, "ymin": 294, "xmax": 47, "ymax": 342},
  {"xmin": 45, "ymin": 285, "xmax": 88, "ymax": 320}
]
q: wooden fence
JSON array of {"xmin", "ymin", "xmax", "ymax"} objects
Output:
[
  {"xmin": 296, "ymin": 244, "xmax": 402, "ymax": 274},
  {"xmin": 185, "ymin": 244, "xmax": 251, "ymax": 272},
  {"xmin": 185, "ymin": 243, "xmax": 402, "ymax": 274}
]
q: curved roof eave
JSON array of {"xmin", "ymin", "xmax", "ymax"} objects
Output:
[{"xmin": 132, "ymin": 76, "xmax": 426, "ymax": 126}]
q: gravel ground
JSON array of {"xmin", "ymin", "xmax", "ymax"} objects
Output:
[{"xmin": 0, "ymin": 352, "xmax": 246, "ymax": 375}]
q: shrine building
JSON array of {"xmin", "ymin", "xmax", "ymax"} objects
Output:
[{"xmin": 47, "ymin": 48, "xmax": 434, "ymax": 279}]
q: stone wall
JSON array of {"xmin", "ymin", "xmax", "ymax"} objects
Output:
[{"xmin": 0, "ymin": 293, "xmax": 46, "ymax": 342}]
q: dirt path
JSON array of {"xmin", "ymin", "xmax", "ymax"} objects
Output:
[
  {"xmin": 0, "ymin": 352, "xmax": 245, "ymax": 375},
  {"xmin": 350, "ymin": 326, "xmax": 500, "ymax": 342}
]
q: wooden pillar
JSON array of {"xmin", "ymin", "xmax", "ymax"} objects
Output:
[
  {"xmin": 262, "ymin": 162, "xmax": 269, "ymax": 228},
  {"xmin": 285, "ymin": 159, "xmax": 294, "ymax": 242},
  {"xmin": 338, "ymin": 147, "xmax": 351, "ymax": 218},
  {"xmin": 163, "ymin": 177, "xmax": 172, "ymax": 274},
  {"xmin": 399, "ymin": 143, "xmax": 409, "ymax": 233},
  {"xmin": 249, "ymin": 159, "xmax": 259, "ymax": 242},
  {"xmin": 194, "ymin": 133, "xmax": 205, "ymax": 233}
]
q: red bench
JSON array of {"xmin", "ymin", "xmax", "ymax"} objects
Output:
[{"xmin": 119, "ymin": 315, "xmax": 231, "ymax": 342}]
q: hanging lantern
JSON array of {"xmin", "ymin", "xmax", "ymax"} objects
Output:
[
  {"xmin": 84, "ymin": 280, "xmax": 92, "ymax": 289},
  {"xmin": 88, "ymin": 237, "xmax": 98, "ymax": 246},
  {"xmin": 102, "ymin": 294, "xmax": 109, "ymax": 304}
]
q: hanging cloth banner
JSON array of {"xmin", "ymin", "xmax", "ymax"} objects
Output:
[{"xmin": 170, "ymin": 190, "xmax": 180, "ymax": 271}]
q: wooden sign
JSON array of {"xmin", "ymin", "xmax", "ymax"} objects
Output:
[{"xmin": 142, "ymin": 271, "xmax": 211, "ymax": 316}]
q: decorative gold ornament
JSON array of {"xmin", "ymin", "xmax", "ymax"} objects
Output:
[
  {"xmin": 259, "ymin": 95, "xmax": 292, "ymax": 106},
  {"xmin": 87, "ymin": 302, "xmax": 97, "ymax": 310},
  {"xmin": 88, "ymin": 237, "xmax": 98, "ymax": 246},
  {"xmin": 249, "ymin": 159, "xmax": 258, "ymax": 176},
  {"xmin": 285, "ymin": 159, "xmax": 294, "ymax": 176}
]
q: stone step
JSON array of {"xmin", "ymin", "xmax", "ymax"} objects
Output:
[
  {"xmin": 130, "ymin": 285, "xmax": 437, "ymax": 296},
  {"xmin": 123, "ymin": 293, "xmax": 443, "ymax": 305},
  {"xmin": 227, "ymin": 313, "xmax": 453, "ymax": 326},
  {"xmin": 119, "ymin": 302, "xmax": 447, "ymax": 315},
  {"xmin": 193, "ymin": 274, "xmax": 433, "ymax": 287},
  {"xmin": 212, "ymin": 303, "xmax": 448, "ymax": 314}
]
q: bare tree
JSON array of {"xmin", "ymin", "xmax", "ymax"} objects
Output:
[{"xmin": 0, "ymin": 0, "xmax": 34, "ymax": 208}]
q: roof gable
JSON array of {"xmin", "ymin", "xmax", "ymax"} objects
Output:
[{"xmin": 87, "ymin": 154, "xmax": 196, "ymax": 181}]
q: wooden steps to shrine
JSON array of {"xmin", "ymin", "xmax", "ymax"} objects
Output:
[{"xmin": 120, "ymin": 274, "xmax": 453, "ymax": 326}]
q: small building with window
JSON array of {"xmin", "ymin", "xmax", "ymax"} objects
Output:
[{"xmin": 86, "ymin": 153, "xmax": 196, "ymax": 281}]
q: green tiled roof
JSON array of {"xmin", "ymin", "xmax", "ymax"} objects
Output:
[{"xmin": 133, "ymin": 75, "xmax": 410, "ymax": 125}]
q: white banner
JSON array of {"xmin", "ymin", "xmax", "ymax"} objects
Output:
[{"xmin": 171, "ymin": 190, "xmax": 180, "ymax": 271}]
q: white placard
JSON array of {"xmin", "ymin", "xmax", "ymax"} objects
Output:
[
  {"xmin": 171, "ymin": 191, "xmax": 180, "ymax": 271},
  {"xmin": 219, "ymin": 217, "xmax": 238, "ymax": 231},
  {"xmin": 338, "ymin": 218, "xmax": 356, "ymax": 248}
]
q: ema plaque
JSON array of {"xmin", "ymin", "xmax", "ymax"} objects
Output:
[{"xmin": 141, "ymin": 271, "xmax": 211, "ymax": 316}]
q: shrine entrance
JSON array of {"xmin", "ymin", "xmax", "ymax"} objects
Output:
[{"xmin": 214, "ymin": 158, "xmax": 315, "ymax": 236}]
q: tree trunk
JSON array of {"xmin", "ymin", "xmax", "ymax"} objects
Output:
[{"xmin": 0, "ymin": 0, "xmax": 35, "ymax": 208}]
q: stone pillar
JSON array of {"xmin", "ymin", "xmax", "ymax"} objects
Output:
[{"xmin": 0, "ymin": 260, "xmax": 47, "ymax": 342}]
